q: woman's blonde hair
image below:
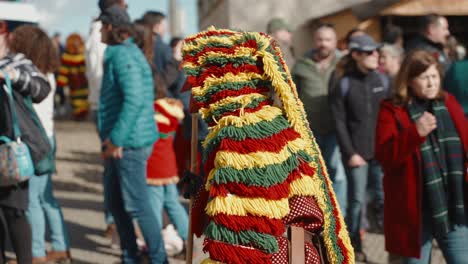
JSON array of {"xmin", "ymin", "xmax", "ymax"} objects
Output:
[{"xmin": 392, "ymin": 49, "xmax": 444, "ymax": 105}]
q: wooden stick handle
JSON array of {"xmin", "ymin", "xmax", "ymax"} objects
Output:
[{"xmin": 186, "ymin": 113, "xmax": 198, "ymax": 264}]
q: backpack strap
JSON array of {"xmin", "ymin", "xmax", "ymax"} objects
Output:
[
  {"xmin": 1, "ymin": 70, "xmax": 21, "ymax": 141},
  {"xmin": 340, "ymin": 76, "xmax": 350, "ymax": 97}
]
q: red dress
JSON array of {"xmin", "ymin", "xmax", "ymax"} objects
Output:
[
  {"xmin": 146, "ymin": 99, "xmax": 185, "ymax": 186},
  {"xmin": 374, "ymin": 93, "xmax": 468, "ymax": 258}
]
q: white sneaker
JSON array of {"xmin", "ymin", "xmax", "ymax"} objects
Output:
[{"xmin": 162, "ymin": 224, "xmax": 184, "ymax": 256}]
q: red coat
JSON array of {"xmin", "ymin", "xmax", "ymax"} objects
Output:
[{"xmin": 375, "ymin": 93, "xmax": 468, "ymax": 258}]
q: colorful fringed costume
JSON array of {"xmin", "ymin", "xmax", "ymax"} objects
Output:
[
  {"xmin": 181, "ymin": 28, "xmax": 354, "ymax": 263},
  {"xmin": 57, "ymin": 33, "xmax": 89, "ymax": 120}
]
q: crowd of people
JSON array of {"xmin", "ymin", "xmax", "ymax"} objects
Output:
[
  {"xmin": 284, "ymin": 13, "xmax": 468, "ymax": 264},
  {"xmin": 0, "ymin": 0, "xmax": 468, "ymax": 263}
]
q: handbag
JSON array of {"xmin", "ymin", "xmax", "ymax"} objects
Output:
[{"xmin": 0, "ymin": 70, "xmax": 34, "ymax": 186}]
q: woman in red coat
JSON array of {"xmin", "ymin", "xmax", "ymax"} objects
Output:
[{"xmin": 375, "ymin": 50, "xmax": 468, "ymax": 263}]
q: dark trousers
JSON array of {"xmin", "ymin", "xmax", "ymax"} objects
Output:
[{"xmin": 0, "ymin": 206, "xmax": 32, "ymax": 264}]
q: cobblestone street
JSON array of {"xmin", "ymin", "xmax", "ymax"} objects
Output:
[{"xmin": 47, "ymin": 120, "xmax": 445, "ymax": 263}]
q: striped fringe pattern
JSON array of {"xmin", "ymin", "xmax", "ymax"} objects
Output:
[{"xmin": 182, "ymin": 27, "xmax": 353, "ymax": 264}]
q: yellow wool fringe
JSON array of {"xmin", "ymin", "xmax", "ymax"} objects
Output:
[
  {"xmin": 192, "ymin": 72, "xmax": 265, "ymax": 97},
  {"xmin": 253, "ymin": 32, "xmax": 354, "ymax": 262},
  {"xmin": 199, "ymin": 93, "xmax": 268, "ymax": 119},
  {"xmin": 182, "ymin": 35, "xmax": 244, "ymax": 55},
  {"xmin": 214, "ymin": 137, "xmax": 306, "ymax": 170},
  {"xmin": 206, "ymin": 195, "xmax": 289, "ymax": 219},
  {"xmin": 201, "ymin": 258, "xmax": 224, "ymax": 264},
  {"xmin": 197, "ymin": 47, "xmax": 257, "ymax": 65},
  {"xmin": 62, "ymin": 53, "xmax": 85, "ymax": 63},
  {"xmin": 203, "ymin": 106, "xmax": 283, "ymax": 147},
  {"xmin": 289, "ymin": 175, "xmax": 320, "ymax": 198}
]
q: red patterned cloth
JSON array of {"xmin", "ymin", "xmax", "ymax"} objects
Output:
[
  {"xmin": 283, "ymin": 195, "xmax": 324, "ymax": 232},
  {"xmin": 270, "ymin": 236, "xmax": 321, "ymax": 264}
]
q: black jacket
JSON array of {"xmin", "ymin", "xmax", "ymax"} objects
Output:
[
  {"xmin": 407, "ymin": 35, "xmax": 451, "ymax": 72},
  {"xmin": 329, "ymin": 69, "xmax": 389, "ymax": 162},
  {"xmin": 0, "ymin": 53, "xmax": 51, "ymax": 209}
]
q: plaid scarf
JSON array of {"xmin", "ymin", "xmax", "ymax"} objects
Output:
[{"xmin": 408, "ymin": 99, "xmax": 466, "ymax": 238}]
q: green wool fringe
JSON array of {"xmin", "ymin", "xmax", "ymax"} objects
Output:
[
  {"xmin": 203, "ymin": 56, "xmax": 257, "ymax": 67},
  {"xmin": 211, "ymin": 150, "xmax": 311, "ymax": 187},
  {"xmin": 187, "ymin": 41, "xmax": 234, "ymax": 56},
  {"xmin": 203, "ymin": 115, "xmax": 291, "ymax": 159},
  {"xmin": 194, "ymin": 79, "xmax": 272, "ymax": 103},
  {"xmin": 204, "ymin": 96, "xmax": 270, "ymax": 123},
  {"xmin": 204, "ymin": 221, "xmax": 279, "ymax": 254}
]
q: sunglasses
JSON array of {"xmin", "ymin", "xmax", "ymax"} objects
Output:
[{"xmin": 358, "ymin": 50, "xmax": 377, "ymax": 56}]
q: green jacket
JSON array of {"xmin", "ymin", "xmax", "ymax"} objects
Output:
[
  {"xmin": 444, "ymin": 60, "xmax": 468, "ymax": 115},
  {"xmin": 98, "ymin": 38, "xmax": 158, "ymax": 148},
  {"xmin": 292, "ymin": 50, "xmax": 340, "ymax": 135}
]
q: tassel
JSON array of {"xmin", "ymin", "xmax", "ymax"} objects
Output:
[
  {"xmin": 204, "ymin": 221, "xmax": 279, "ymax": 254},
  {"xmin": 209, "ymin": 169, "xmax": 302, "ymax": 199},
  {"xmin": 213, "ymin": 214, "xmax": 285, "ymax": 236},
  {"xmin": 205, "ymin": 195, "xmax": 289, "ymax": 219},
  {"xmin": 203, "ymin": 239, "xmax": 272, "ymax": 264}
]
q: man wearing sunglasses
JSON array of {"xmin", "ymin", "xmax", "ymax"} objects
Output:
[{"xmin": 329, "ymin": 33, "xmax": 390, "ymax": 262}]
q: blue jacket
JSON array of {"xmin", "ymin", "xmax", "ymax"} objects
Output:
[{"xmin": 98, "ymin": 38, "xmax": 158, "ymax": 148}]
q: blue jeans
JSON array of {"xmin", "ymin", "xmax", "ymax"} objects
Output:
[
  {"xmin": 104, "ymin": 146, "xmax": 167, "ymax": 264},
  {"xmin": 399, "ymin": 211, "xmax": 468, "ymax": 263},
  {"xmin": 346, "ymin": 159, "xmax": 384, "ymax": 251},
  {"xmin": 26, "ymin": 136, "xmax": 70, "ymax": 257},
  {"xmin": 314, "ymin": 132, "xmax": 347, "ymax": 215},
  {"xmin": 148, "ymin": 184, "xmax": 189, "ymax": 241}
]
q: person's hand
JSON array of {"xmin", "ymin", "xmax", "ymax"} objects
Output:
[
  {"xmin": 415, "ymin": 111, "xmax": 437, "ymax": 137},
  {"xmin": 101, "ymin": 139, "xmax": 123, "ymax": 159},
  {"xmin": 348, "ymin": 154, "xmax": 367, "ymax": 167}
]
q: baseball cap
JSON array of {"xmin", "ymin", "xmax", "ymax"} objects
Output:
[
  {"xmin": 98, "ymin": 5, "xmax": 131, "ymax": 27},
  {"xmin": 348, "ymin": 34, "xmax": 382, "ymax": 52},
  {"xmin": 267, "ymin": 18, "xmax": 293, "ymax": 34}
]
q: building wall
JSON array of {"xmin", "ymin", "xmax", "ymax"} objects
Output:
[
  {"xmin": 227, "ymin": 0, "xmax": 368, "ymax": 32},
  {"xmin": 199, "ymin": 0, "xmax": 230, "ymax": 30}
]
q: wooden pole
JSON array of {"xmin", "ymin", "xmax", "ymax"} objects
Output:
[{"xmin": 186, "ymin": 113, "xmax": 198, "ymax": 264}]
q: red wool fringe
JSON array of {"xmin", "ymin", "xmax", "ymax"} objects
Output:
[
  {"xmin": 218, "ymin": 127, "xmax": 301, "ymax": 154},
  {"xmin": 212, "ymin": 214, "xmax": 285, "ymax": 236},
  {"xmin": 204, "ymin": 239, "xmax": 272, "ymax": 264},
  {"xmin": 184, "ymin": 39, "xmax": 260, "ymax": 64},
  {"xmin": 61, "ymin": 59, "xmax": 85, "ymax": 66}
]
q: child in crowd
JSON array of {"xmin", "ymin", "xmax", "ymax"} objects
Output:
[{"xmin": 146, "ymin": 87, "xmax": 189, "ymax": 256}]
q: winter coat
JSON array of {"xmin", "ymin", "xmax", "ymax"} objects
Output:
[
  {"xmin": 98, "ymin": 38, "xmax": 158, "ymax": 148},
  {"xmin": 0, "ymin": 53, "xmax": 52, "ymax": 210},
  {"xmin": 374, "ymin": 93, "xmax": 468, "ymax": 258},
  {"xmin": 407, "ymin": 35, "xmax": 451, "ymax": 72},
  {"xmin": 147, "ymin": 99, "xmax": 184, "ymax": 185},
  {"xmin": 444, "ymin": 60, "xmax": 468, "ymax": 115},
  {"xmin": 292, "ymin": 50, "xmax": 340, "ymax": 135},
  {"xmin": 329, "ymin": 69, "xmax": 389, "ymax": 162}
]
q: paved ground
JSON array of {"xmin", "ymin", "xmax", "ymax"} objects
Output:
[{"xmin": 12, "ymin": 120, "xmax": 446, "ymax": 263}]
